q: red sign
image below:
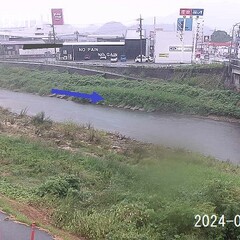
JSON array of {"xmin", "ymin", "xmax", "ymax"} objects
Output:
[
  {"xmin": 51, "ymin": 9, "xmax": 64, "ymax": 25},
  {"xmin": 180, "ymin": 8, "xmax": 192, "ymax": 16}
]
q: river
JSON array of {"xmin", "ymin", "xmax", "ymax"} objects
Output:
[{"xmin": 0, "ymin": 89, "xmax": 240, "ymax": 163}]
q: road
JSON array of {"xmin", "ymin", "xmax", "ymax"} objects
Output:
[{"xmin": 0, "ymin": 212, "xmax": 53, "ymax": 240}]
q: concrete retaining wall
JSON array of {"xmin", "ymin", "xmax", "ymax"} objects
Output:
[{"xmin": 0, "ymin": 60, "xmax": 225, "ymax": 82}]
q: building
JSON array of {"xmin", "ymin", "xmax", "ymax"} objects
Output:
[
  {"xmin": 0, "ymin": 39, "xmax": 49, "ymax": 58},
  {"xmin": 154, "ymin": 29, "xmax": 193, "ymax": 63},
  {"xmin": 0, "ymin": 26, "xmax": 147, "ymax": 61},
  {"xmin": 60, "ymin": 42, "xmax": 125, "ymax": 61},
  {"xmin": 59, "ymin": 30, "xmax": 147, "ymax": 61},
  {"xmin": 207, "ymin": 41, "xmax": 231, "ymax": 56}
]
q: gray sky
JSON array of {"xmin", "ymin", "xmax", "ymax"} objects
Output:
[{"xmin": 0, "ymin": 0, "xmax": 239, "ymax": 31}]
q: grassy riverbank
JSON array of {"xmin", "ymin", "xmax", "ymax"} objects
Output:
[
  {"xmin": 1, "ymin": 108, "xmax": 240, "ymax": 239},
  {"xmin": 0, "ymin": 65, "xmax": 239, "ymax": 118}
]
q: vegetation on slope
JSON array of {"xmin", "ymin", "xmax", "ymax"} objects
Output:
[
  {"xmin": 1, "ymin": 108, "xmax": 240, "ymax": 239},
  {"xmin": 0, "ymin": 65, "xmax": 238, "ymax": 118}
]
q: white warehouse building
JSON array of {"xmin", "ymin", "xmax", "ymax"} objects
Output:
[{"xmin": 154, "ymin": 29, "xmax": 193, "ymax": 64}]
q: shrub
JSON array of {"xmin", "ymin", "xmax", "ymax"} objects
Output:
[
  {"xmin": 32, "ymin": 111, "xmax": 52, "ymax": 125},
  {"xmin": 37, "ymin": 175, "xmax": 80, "ymax": 198},
  {"xmin": 61, "ymin": 121, "xmax": 80, "ymax": 140},
  {"xmin": 19, "ymin": 107, "xmax": 28, "ymax": 117}
]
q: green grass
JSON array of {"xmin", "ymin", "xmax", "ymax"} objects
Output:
[
  {"xmin": 1, "ymin": 132, "xmax": 240, "ymax": 239},
  {"xmin": 0, "ymin": 65, "xmax": 239, "ymax": 118},
  {"xmin": 0, "ymin": 65, "xmax": 239, "ymax": 239}
]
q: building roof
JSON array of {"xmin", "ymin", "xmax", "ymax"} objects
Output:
[
  {"xmin": 125, "ymin": 29, "xmax": 146, "ymax": 39},
  {"xmin": 87, "ymin": 34, "xmax": 124, "ymax": 38},
  {"xmin": 0, "ymin": 40, "xmax": 45, "ymax": 45},
  {"xmin": 63, "ymin": 41, "xmax": 125, "ymax": 46},
  {"xmin": 208, "ymin": 41, "xmax": 231, "ymax": 47}
]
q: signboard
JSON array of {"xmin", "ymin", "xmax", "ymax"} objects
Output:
[
  {"xmin": 51, "ymin": 8, "xmax": 64, "ymax": 25},
  {"xmin": 169, "ymin": 46, "xmax": 193, "ymax": 52},
  {"xmin": 5, "ymin": 46, "xmax": 14, "ymax": 50},
  {"xmin": 180, "ymin": 8, "xmax": 192, "ymax": 16},
  {"xmin": 177, "ymin": 18, "xmax": 192, "ymax": 31},
  {"xmin": 192, "ymin": 8, "xmax": 204, "ymax": 16},
  {"xmin": 177, "ymin": 18, "xmax": 184, "ymax": 31},
  {"xmin": 159, "ymin": 53, "xmax": 169, "ymax": 57},
  {"xmin": 185, "ymin": 18, "xmax": 193, "ymax": 31}
]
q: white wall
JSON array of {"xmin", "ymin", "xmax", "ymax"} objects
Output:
[
  {"xmin": 19, "ymin": 48, "xmax": 55, "ymax": 56},
  {"xmin": 154, "ymin": 30, "xmax": 193, "ymax": 63}
]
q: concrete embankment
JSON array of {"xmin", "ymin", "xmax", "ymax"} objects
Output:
[{"xmin": 0, "ymin": 60, "xmax": 226, "ymax": 83}]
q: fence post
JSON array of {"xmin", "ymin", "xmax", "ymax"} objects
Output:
[{"xmin": 30, "ymin": 222, "xmax": 36, "ymax": 240}]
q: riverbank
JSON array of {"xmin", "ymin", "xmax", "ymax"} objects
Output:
[
  {"xmin": 0, "ymin": 65, "xmax": 239, "ymax": 120},
  {"xmin": 1, "ymin": 107, "xmax": 240, "ymax": 239}
]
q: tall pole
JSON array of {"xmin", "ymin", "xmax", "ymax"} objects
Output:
[
  {"xmin": 153, "ymin": 16, "xmax": 156, "ymax": 58},
  {"xmin": 230, "ymin": 22, "xmax": 240, "ymax": 64},
  {"xmin": 181, "ymin": 16, "xmax": 186, "ymax": 63},
  {"xmin": 192, "ymin": 17, "xmax": 200, "ymax": 63},
  {"xmin": 200, "ymin": 19, "xmax": 204, "ymax": 56},
  {"xmin": 138, "ymin": 15, "xmax": 143, "ymax": 63},
  {"xmin": 52, "ymin": 24, "xmax": 57, "ymax": 60},
  {"xmin": 191, "ymin": 17, "xmax": 196, "ymax": 63}
]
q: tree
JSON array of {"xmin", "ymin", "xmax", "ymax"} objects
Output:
[{"xmin": 211, "ymin": 30, "xmax": 232, "ymax": 42}]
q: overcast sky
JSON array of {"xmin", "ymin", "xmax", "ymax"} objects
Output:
[{"xmin": 0, "ymin": 0, "xmax": 239, "ymax": 31}]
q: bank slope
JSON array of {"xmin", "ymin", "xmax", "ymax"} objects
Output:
[{"xmin": 1, "ymin": 108, "xmax": 240, "ymax": 239}]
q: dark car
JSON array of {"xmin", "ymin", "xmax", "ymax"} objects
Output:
[{"xmin": 120, "ymin": 55, "xmax": 127, "ymax": 62}]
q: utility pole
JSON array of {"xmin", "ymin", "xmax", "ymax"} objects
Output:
[
  {"xmin": 137, "ymin": 15, "xmax": 143, "ymax": 62},
  {"xmin": 181, "ymin": 16, "xmax": 186, "ymax": 63},
  {"xmin": 236, "ymin": 25, "xmax": 240, "ymax": 58},
  {"xmin": 230, "ymin": 23, "xmax": 240, "ymax": 63},
  {"xmin": 75, "ymin": 31, "xmax": 79, "ymax": 42},
  {"xmin": 153, "ymin": 16, "xmax": 156, "ymax": 59},
  {"xmin": 192, "ymin": 17, "xmax": 199, "ymax": 63},
  {"xmin": 51, "ymin": 24, "xmax": 57, "ymax": 60}
]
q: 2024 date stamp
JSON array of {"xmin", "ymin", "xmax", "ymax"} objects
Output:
[{"xmin": 194, "ymin": 215, "xmax": 240, "ymax": 227}]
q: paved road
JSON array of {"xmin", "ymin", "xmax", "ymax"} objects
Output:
[{"xmin": 0, "ymin": 212, "xmax": 54, "ymax": 240}]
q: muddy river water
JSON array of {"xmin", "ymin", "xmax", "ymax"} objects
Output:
[{"xmin": 0, "ymin": 89, "xmax": 240, "ymax": 163}]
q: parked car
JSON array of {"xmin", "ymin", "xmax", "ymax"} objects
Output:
[
  {"xmin": 120, "ymin": 55, "xmax": 127, "ymax": 62},
  {"xmin": 135, "ymin": 55, "xmax": 148, "ymax": 63},
  {"xmin": 99, "ymin": 53, "xmax": 107, "ymax": 60},
  {"xmin": 110, "ymin": 56, "xmax": 118, "ymax": 62},
  {"xmin": 84, "ymin": 54, "xmax": 91, "ymax": 60},
  {"xmin": 148, "ymin": 56, "xmax": 154, "ymax": 62}
]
